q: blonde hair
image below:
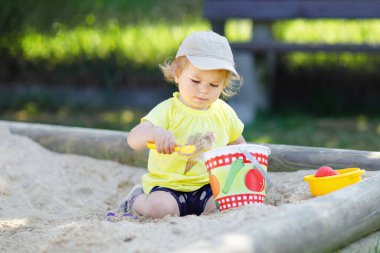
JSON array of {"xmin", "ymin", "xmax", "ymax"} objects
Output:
[{"xmin": 159, "ymin": 56, "xmax": 242, "ymax": 99}]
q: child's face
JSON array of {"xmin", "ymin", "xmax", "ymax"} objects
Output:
[{"xmin": 175, "ymin": 62, "xmax": 225, "ymax": 110}]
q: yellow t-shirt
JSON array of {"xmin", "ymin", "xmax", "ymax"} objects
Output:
[{"xmin": 141, "ymin": 92, "xmax": 244, "ymax": 193}]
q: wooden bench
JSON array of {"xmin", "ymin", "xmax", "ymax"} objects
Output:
[{"xmin": 203, "ymin": 0, "xmax": 380, "ymax": 123}]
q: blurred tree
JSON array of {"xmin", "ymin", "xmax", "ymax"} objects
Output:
[{"xmin": 0, "ymin": 0, "xmax": 201, "ymax": 35}]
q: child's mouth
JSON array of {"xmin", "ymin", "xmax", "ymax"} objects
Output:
[{"xmin": 195, "ymin": 97, "xmax": 208, "ymax": 102}]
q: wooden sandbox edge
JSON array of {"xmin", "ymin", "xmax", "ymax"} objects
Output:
[{"xmin": 1, "ymin": 120, "xmax": 380, "ymax": 171}]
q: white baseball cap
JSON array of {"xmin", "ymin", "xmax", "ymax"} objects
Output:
[{"xmin": 176, "ymin": 31, "xmax": 239, "ymax": 78}]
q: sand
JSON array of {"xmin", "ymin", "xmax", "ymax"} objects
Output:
[{"xmin": 0, "ymin": 126, "xmax": 379, "ymax": 253}]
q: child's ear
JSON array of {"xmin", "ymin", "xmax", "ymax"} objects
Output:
[{"xmin": 174, "ymin": 72, "xmax": 180, "ymax": 84}]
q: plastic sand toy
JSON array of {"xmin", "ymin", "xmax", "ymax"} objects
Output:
[
  {"xmin": 106, "ymin": 212, "xmax": 140, "ymax": 222},
  {"xmin": 304, "ymin": 168, "xmax": 365, "ymax": 196},
  {"xmin": 202, "ymin": 144, "xmax": 271, "ymax": 211}
]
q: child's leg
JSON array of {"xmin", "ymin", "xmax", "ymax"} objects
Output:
[
  {"xmin": 204, "ymin": 196, "xmax": 217, "ymax": 212},
  {"xmin": 133, "ymin": 191, "xmax": 180, "ymax": 218}
]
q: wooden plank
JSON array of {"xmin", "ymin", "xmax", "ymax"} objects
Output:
[
  {"xmin": 0, "ymin": 120, "xmax": 147, "ymax": 168},
  {"xmin": 204, "ymin": 1, "xmax": 380, "ymax": 20},
  {"xmin": 267, "ymin": 144, "xmax": 380, "ymax": 172},
  {"xmin": 178, "ymin": 173, "xmax": 380, "ymax": 253},
  {"xmin": 1, "ymin": 121, "xmax": 380, "ymax": 172},
  {"xmin": 231, "ymin": 42, "xmax": 380, "ymax": 53}
]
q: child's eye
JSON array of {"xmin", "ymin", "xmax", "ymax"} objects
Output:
[
  {"xmin": 210, "ymin": 83, "xmax": 219, "ymax": 87},
  {"xmin": 191, "ymin": 79, "xmax": 200, "ymax": 84}
]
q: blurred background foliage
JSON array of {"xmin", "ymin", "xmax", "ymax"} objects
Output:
[
  {"xmin": 1, "ymin": 0, "xmax": 380, "ymax": 150},
  {"xmin": 0, "ymin": 0, "xmax": 201, "ymax": 33}
]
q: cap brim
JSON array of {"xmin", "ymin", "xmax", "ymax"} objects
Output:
[{"xmin": 186, "ymin": 55, "xmax": 239, "ymax": 78}]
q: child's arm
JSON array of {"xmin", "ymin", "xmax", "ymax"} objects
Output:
[
  {"xmin": 127, "ymin": 121, "xmax": 177, "ymax": 154},
  {"xmin": 228, "ymin": 135, "xmax": 246, "ymax": 145}
]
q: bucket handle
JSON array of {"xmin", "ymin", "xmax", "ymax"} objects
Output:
[{"xmin": 239, "ymin": 147, "xmax": 273, "ymax": 192}]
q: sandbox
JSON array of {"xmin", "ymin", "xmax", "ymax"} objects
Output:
[{"xmin": 1, "ymin": 120, "xmax": 379, "ymax": 253}]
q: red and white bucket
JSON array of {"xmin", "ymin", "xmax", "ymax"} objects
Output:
[{"xmin": 202, "ymin": 144, "xmax": 271, "ymax": 211}]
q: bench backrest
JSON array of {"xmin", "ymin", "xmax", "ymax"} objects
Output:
[{"xmin": 204, "ymin": 0, "xmax": 380, "ymax": 20}]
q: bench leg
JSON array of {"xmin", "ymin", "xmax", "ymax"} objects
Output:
[
  {"xmin": 229, "ymin": 51, "xmax": 271, "ymax": 123},
  {"xmin": 210, "ymin": 20, "xmax": 273, "ymax": 123},
  {"xmin": 210, "ymin": 20, "xmax": 226, "ymax": 36}
]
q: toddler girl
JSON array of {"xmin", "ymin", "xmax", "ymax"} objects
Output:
[{"xmin": 122, "ymin": 30, "xmax": 246, "ymax": 218}]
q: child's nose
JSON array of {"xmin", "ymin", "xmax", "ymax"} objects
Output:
[{"xmin": 198, "ymin": 83, "xmax": 209, "ymax": 93}]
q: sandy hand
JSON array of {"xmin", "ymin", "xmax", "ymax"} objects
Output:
[
  {"xmin": 186, "ymin": 132, "xmax": 215, "ymax": 154},
  {"xmin": 183, "ymin": 132, "xmax": 215, "ymax": 174}
]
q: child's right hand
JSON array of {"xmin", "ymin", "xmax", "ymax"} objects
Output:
[{"xmin": 151, "ymin": 127, "xmax": 177, "ymax": 154}]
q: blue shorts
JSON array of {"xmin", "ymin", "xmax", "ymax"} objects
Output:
[{"xmin": 150, "ymin": 184, "xmax": 213, "ymax": 216}]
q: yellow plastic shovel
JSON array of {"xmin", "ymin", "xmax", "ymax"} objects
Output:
[{"xmin": 146, "ymin": 142, "xmax": 197, "ymax": 156}]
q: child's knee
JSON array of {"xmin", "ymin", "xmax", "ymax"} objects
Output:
[
  {"xmin": 204, "ymin": 196, "xmax": 217, "ymax": 212},
  {"xmin": 144, "ymin": 197, "xmax": 179, "ymax": 218}
]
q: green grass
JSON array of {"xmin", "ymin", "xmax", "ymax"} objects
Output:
[
  {"xmin": 244, "ymin": 113, "xmax": 380, "ymax": 151},
  {"xmin": 2, "ymin": 106, "xmax": 380, "ymax": 152},
  {"xmin": 0, "ymin": 106, "xmax": 144, "ymax": 132},
  {"xmin": 373, "ymin": 237, "xmax": 380, "ymax": 253}
]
